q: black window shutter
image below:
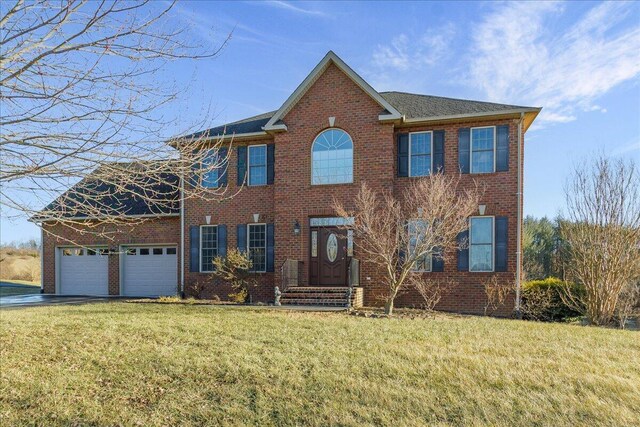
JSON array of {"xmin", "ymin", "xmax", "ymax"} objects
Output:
[
  {"xmin": 397, "ymin": 133, "xmax": 409, "ymax": 177},
  {"xmin": 432, "ymin": 130, "xmax": 445, "ymax": 173},
  {"xmin": 495, "ymin": 217, "xmax": 508, "ymax": 271},
  {"xmin": 217, "ymin": 224, "xmax": 227, "ymax": 259},
  {"xmin": 267, "ymin": 144, "xmax": 275, "ymax": 185},
  {"xmin": 237, "ymin": 146, "xmax": 247, "ymax": 186},
  {"xmin": 458, "ymin": 128, "xmax": 470, "ymax": 174},
  {"xmin": 496, "ymin": 125, "xmax": 509, "ymax": 172},
  {"xmin": 266, "ymin": 223, "xmax": 275, "ymax": 272},
  {"xmin": 457, "ymin": 230, "xmax": 469, "ymax": 271},
  {"xmin": 189, "ymin": 225, "xmax": 200, "ymax": 272},
  {"xmin": 218, "ymin": 147, "xmax": 228, "ymax": 186},
  {"xmin": 432, "ymin": 247, "xmax": 444, "ymax": 272},
  {"xmin": 237, "ymin": 224, "xmax": 247, "ymax": 253},
  {"xmin": 188, "ymin": 150, "xmax": 199, "ymax": 188}
]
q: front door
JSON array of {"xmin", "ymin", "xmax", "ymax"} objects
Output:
[{"xmin": 309, "ymin": 226, "xmax": 348, "ymax": 286}]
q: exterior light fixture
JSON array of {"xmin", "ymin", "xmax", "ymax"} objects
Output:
[
  {"xmin": 253, "ymin": 213, "xmax": 260, "ymax": 223},
  {"xmin": 294, "ymin": 220, "xmax": 301, "ymax": 235},
  {"xmin": 479, "ymin": 205, "xmax": 486, "ymax": 216}
]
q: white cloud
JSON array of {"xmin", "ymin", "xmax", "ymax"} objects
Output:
[
  {"xmin": 469, "ymin": 1, "xmax": 640, "ymax": 125},
  {"xmin": 372, "ymin": 24, "xmax": 456, "ymax": 71},
  {"xmin": 262, "ymin": 1, "xmax": 327, "ymax": 17}
]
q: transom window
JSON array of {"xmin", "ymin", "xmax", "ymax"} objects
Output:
[
  {"xmin": 200, "ymin": 225, "xmax": 218, "ymax": 272},
  {"xmin": 248, "ymin": 145, "xmax": 267, "ymax": 186},
  {"xmin": 409, "ymin": 132, "xmax": 432, "ymax": 177},
  {"xmin": 471, "ymin": 127, "xmax": 495, "ymax": 174},
  {"xmin": 248, "ymin": 224, "xmax": 266, "ymax": 272},
  {"xmin": 470, "ymin": 217, "xmax": 494, "ymax": 272},
  {"xmin": 201, "ymin": 149, "xmax": 220, "ymax": 188},
  {"xmin": 312, "ymin": 129, "xmax": 353, "ymax": 185},
  {"xmin": 408, "ymin": 219, "xmax": 432, "ymax": 272}
]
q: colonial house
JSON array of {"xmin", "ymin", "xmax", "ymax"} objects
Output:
[{"xmin": 36, "ymin": 51, "xmax": 540, "ymax": 315}]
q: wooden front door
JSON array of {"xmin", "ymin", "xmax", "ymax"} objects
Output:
[{"xmin": 309, "ymin": 227, "xmax": 348, "ymax": 286}]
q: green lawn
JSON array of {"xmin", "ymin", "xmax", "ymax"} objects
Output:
[{"xmin": 1, "ymin": 304, "xmax": 638, "ymax": 426}]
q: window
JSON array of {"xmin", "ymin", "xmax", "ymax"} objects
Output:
[
  {"xmin": 409, "ymin": 132, "xmax": 432, "ymax": 177},
  {"xmin": 98, "ymin": 248, "xmax": 109, "ymax": 256},
  {"xmin": 126, "ymin": 248, "xmax": 136, "ymax": 255},
  {"xmin": 166, "ymin": 247, "xmax": 177, "ymax": 255},
  {"xmin": 248, "ymin": 145, "xmax": 267, "ymax": 186},
  {"xmin": 200, "ymin": 226, "xmax": 218, "ymax": 272},
  {"xmin": 62, "ymin": 248, "xmax": 72, "ymax": 256},
  {"xmin": 471, "ymin": 127, "xmax": 495, "ymax": 173},
  {"xmin": 408, "ymin": 219, "xmax": 432, "ymax": 272},
  {"xmin": 153, "ymin": 248, "xmax": 163, "ymax": 255},
  {"xmin": 312, "ymin": 129, "xmax": 353, "ymax": 185},
  {"xmin": 470, "ymin": 217, "xmax": 494, "ymax": 272},
  {"xmin": 139, "ymin": 248, "xmax": 150, "ymax": 255},
  {"xmin": 248, "ymin": 224, "xmax": 266, "ymax": 272},
  {"xmin": 201, "ymin": 149, "xmax": 220, "ymax": 188}
]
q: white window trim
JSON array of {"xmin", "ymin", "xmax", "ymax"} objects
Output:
[
  {"xmin": 310, "ymin": 128, "xmax": 355, "ymax": 186},
  {"xmin": 470, "ymin": 126, "xmax": 496, "ymax": 174},
  {"xmin": 200, "ymin": 225, "xmax": 218, "ymax": 273},
  {"xmin": 247, "ymin": 223, "xmax": 267, "ymax": 273},
  {"xmin": 248, "ymin": 144, "xmax": 267, "ymax": 187},
  {"xmin": 408, "ymin": 219, "xmax": 433, "ymax": 272},
  {"xmin": 469, "ymin": 215, "xmax": 495, "ymax": 272},
  {"xmin": 408, "ymin": 131, "xmax": 433, "ymax": 177}
]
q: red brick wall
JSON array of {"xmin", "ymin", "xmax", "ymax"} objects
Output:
[{"xmin": 41, "ymin": 217, "xmax": 179, "ymax": 295}]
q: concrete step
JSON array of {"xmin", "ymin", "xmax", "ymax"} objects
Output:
[{"xmin": 280, "ymin": 298, "xmax": 348, "ymax": 306}]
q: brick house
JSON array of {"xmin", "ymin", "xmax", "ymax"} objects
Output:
[{"xmin": 37, "ymin": 51, "xmax": 540, "ymax": 315}]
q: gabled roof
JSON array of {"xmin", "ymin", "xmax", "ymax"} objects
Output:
[
  {"xmin": 262, "ymin": 51, "xmax": 403, "ymax": 131},
  {"xmin": 183, "ymin": 51, "xmax": 541, "ymax": 140},
  {"xmin": 32, "ymin": 162, "xmax": 180, "ymax": 222}
]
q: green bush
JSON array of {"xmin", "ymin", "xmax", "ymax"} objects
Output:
[{"xmin": 521, "ymin": 277, "xmax": 582, "ymax": 322}]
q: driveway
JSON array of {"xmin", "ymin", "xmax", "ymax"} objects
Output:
[{"xmin": 0, "ymin": 294, "xmax": 117, "ymax": 309}]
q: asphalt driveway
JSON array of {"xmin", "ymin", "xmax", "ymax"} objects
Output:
[{"xmin": 0, "ymin": 293, "xmax": 116, "ymax": 309}]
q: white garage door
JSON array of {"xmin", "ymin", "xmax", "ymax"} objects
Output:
[
  {"xmin": 59, "ymin": 247, "xmax": 109, "ymax": 295},
  {"xmin": 122, "ymin": 246, "xmax": 177, "ymax": 297}
]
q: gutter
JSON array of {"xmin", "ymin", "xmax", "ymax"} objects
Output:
[
  {"xmin": 40, "ymin": 225, "xmax": 44, "ymax": 293},
  {"xmin": 515, "ymin": 112, "xmax": 524, "ymax": 318}
]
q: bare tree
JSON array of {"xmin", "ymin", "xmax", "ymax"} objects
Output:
[
  {"xmin": 560, "ymin": 155, "xmax": 640, "ymax": 326},
  {"xmin": 334, "ymin": 175, "xmax": 480, "ymax": 315},
  {"xmin": 1, "ymin": 0, "xmax": 234, "ymax": 241}
]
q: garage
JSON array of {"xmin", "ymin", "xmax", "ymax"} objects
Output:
[
  {"xmin": 58, "ymin": 247, "xmax": 109, "ymax": 295},
  {"xmin": 121, "ymin": 246, "xmax": 178, "ymax": 297}
]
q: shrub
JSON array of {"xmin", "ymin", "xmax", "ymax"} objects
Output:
[
  {"xmin": 212, "ymin": 249, "xmax": 256, "ymax": 303},
  {"xmin": 521, "ymin": 277, "xmax": 582, "ymax": 322}
]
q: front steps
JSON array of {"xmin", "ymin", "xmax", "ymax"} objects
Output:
[{"xmin": 280, "ymin": 287, "xmax": 363, "ymax": 307}]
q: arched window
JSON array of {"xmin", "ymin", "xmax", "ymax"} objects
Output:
[{"xmin": 311, "ymin": 129, "xmax": 353, "ymax": 185}]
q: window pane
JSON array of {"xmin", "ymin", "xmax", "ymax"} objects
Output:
[
  {"xmin": 471, "ymin": 218, "xmax": 493, "ymax": 244},
  {"xmin": 248, "ymin": 146, "xmax": 267, "ymax": 186},
  {"xmin": 153, "ymin": 248, "xmax": 163, "ymax": 255},
  {"xmin": 312, "ymin": 129, "xmax": 353, "ymax": 185},
  {"xmin": 470, "ymin": 244, "xmax": 493, "ymax": 272},
  {"xmin": 408, "ymin": 220, "xmax": 431, "ymax": 272},
  {"xmin": 62, "ymin": 249, "xmax": 72, "ymax": 256},
  {"xmin": 87, "ymin": 249, "xmax": 96, "ymax": 256},
  {"xmin": 471, "ymin": 128, "xmax": 495, "ymax": 173},
  {"xmin": 201, "ymin": 226, "xmax": 218, "ymax": 272},
  {"xmin": 126, "ymin": 248, "xmax": 136, "ymax": 255},
  {"xmin": 248, "ymin": 224, "xmax": 266, "ymax": 272},
  {"xmin": 201, "ymin": 149, "xmax": 219, "ymax": 188},
  {"xmin": 410, "ymin": 132, "xmax": 431, "ymax": 155},
  {"xmin": 166, "ymin": 247, "xmax": 177, "ymax": 255},
  {"xmin": 139, "ymin": 248, "xmax": 150, "ymax": 255}
]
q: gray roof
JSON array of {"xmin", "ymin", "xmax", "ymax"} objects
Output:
[
  {"xmin": 379, "ymin": 91, "xmax": 533, "ymax": 119},
  {"xmin": 189, "ymin": 91, "xmax": 535, "ymax": 138},
  {"xmin": 34, "ymin": 162, "xmax": 180, "ymax": 221}
]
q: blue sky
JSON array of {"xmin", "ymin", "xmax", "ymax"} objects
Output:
[{"xmin": 2, "ymin": 0, "xmax": 639, "ymax": 244}]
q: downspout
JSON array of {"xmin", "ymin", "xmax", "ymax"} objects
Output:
[
  {"xmin": 40, "ymin": 224, "xmax": 44, "ymax": 293},
  {"xmin": 180, "ymin": 171, "xmax": 185, "ymax": 298},
  {"xmin": 515, "ymin": 113, "xmax": 524, "ymax": 318}
]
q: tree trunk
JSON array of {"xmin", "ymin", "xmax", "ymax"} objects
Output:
[{"xmin": 384, "ymin": 299, "xmax": 394, "ymax": 315}]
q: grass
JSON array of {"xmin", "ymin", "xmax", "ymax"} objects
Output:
[
  {"xmin": 0, "ymin": 281, "xmax": 40, "ymax": 297},
  {"xmin": 1, "ymin": 304, "xmax": 638, "ymax": 426}
]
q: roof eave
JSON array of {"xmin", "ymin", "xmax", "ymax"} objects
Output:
[
  {"xmin": 398, "ymin": 108, "xmax": 542, "ymax": 127},
  {"xmin": 32, "ymin": 212, "xmax": 180, "ymax": 224}
]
